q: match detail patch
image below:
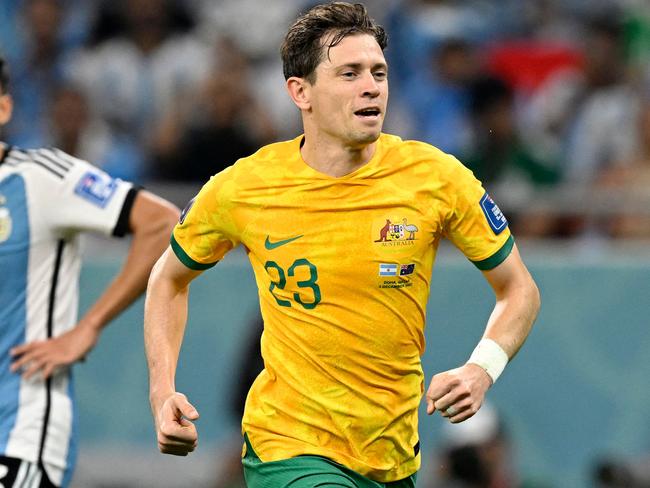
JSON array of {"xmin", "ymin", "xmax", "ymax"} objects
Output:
[
  {"xmin": 74, "ymin": 171, "xmax": 117, "ymax": 208},
  {"xmin": 480, "ymin": 192, "xmax": 507, "ymax": 235}
]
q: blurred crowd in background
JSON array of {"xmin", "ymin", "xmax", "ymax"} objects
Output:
[{"xmin": 1, "ymin": 0, "xmax": 650, "ymax": 240}]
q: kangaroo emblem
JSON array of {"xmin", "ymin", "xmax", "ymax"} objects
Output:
[{"xmin": 375, "ymin": 219, "xmax": 391, "ymax": 242}]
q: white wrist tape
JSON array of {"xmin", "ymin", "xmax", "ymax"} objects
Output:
[{"xmin": 467, "ymin": 338, "xmax": 509, "ymax": 384}]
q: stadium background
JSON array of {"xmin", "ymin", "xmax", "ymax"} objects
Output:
[{"xmin": 2, "ymin": 0, "xmax": 650, "ymax": 487}]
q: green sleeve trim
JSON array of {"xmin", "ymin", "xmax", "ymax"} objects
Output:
[
  {"xmin": 170, "ymin": 234, "xmax": 218, "ymax": 271},
  {"xmin": 472, "ymin": 234, "xmax": 515, "ymax": 271}
]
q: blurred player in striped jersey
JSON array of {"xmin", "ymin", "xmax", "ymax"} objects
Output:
[
  {"xmin": 145, "ymin": 3, "xmax": 540, "ymax": 487},
  {"xmin": 0, "ymin": 55, "xmax": 179, "ymax": 487}
]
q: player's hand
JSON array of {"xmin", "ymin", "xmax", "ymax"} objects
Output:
[
  {"xmin": 155, "ymin": 392, "xmax": 200, "ymax": 456},
  {"xmin": 9, "ymin": 325, "xmax": 100, "ymax": 380},
  {"xmin": 425, "ymin": 363, "xmax": 492, "ymax": 423}
]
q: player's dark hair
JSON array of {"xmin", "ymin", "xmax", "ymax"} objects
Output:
[
  {"xmin": 281, "ymin": 2, "xmax": 387, "ymax": 83},
  {"xmin": 0, "ymin": 56, "xmax": 9, "ymax": 95}
]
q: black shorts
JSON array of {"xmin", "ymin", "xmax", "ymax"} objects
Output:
[{"xmin": 0, "ymin": 456, "xmax": 58, "ymax": 488}]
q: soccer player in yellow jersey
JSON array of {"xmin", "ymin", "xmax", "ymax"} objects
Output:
[{"xmin": 144, "ymin": 3, "xmax": 541, "ymax": 487}]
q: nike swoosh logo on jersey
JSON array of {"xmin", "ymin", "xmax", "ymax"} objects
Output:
[{"xmin": 264, "ymin": 235, "xmax": 303, "ymax": 250}]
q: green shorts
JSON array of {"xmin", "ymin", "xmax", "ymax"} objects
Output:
[{"xmin": 242, "ymin": 435, "xmax": 417, "ymax": 488}]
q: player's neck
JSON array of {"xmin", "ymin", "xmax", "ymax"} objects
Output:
[{"xmin": 300, "ymin": 134, "xmax": 377, "ymax": 178}]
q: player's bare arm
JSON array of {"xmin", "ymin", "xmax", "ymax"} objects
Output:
[
  {"xmin": 10, "ymin": 191, "xmax": 179, "ymax": 380},
  {"xmin": 145, "ymin": 247, "xmax": 203, "ymax": 456},
  {"xmin": 426, "ymin": 244, "xmax": 540, "ymax": 423}
]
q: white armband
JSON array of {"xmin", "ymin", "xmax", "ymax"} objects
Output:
[{"xmin": 467, "ymin": 338, "xmax": 509, "ymax": 384}]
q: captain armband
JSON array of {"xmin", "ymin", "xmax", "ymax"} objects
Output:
[{"xmin": 467, "ymin": 338, "xmax": 509, "ymax": 384}]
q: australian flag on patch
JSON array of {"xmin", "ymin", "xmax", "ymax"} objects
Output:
[{"xmin": 400, "ymin": 264, "xmax": 415, "ymax": 276}]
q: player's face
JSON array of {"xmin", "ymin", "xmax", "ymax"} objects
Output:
[
  {"xmin": 308, "ymin": 33, "xmax": 388, "ymax": 147},
  {"xmin": 0, "ymin": 92, "xmax": 13, "ymax": 127}
]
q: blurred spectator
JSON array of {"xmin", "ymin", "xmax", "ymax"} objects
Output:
[
  {"xmin": 245, "ymin": 52, "xmax": 303, "ymax": 140},
  {"xmin": 196, "ymin": 0, "xmax": 304, "ymax": 62},
  {"xmin": 514, "ymin": 0, "xmax": 585, "ymax": 44},
  {"xmin": 193, "ymin": 0, "xmax": 306, "ymax": 139},
  {"xmin": 429, "ymin": 403, "xmax": 552, "ymax": 488},
  {"xmin": 153, "ymin": 70, "xmax": 274, "ymax": 182},
  {"xmin": 596, "ymin": 100, "xmax": 650, "ymax": 238},
  {"xmin": 623, "ymin": 1, "xmax": 650, "ymax": 88},
  {"xmin": 522, "ymin": 12, "xmax": 641, "ymax": 186},
  {"xmin": 3, "ymin": 0, "xmax": 77, "ymax": 146},
  {"xmin": 0, "ymin": 0, "xmax": 93, "ymax": 69},
  {"xmin": 593, "ymin": 455, "xmax": 650, "ymax": 488},
  {"xmin": 484, "ymin": 40, "xmax": 583, "ymax": 96},
  {"xmin": 66, "ymin": 0, "xmax": 212, "ymax": 178},
  {"xmin": 461, "ymin": 76, "xmax": 566, "ymax": 238},
  {"xmin": 44, "ymin": 84, "xmax": 146, "ymax": 182},
  {"xmin": 385, "ymin": 0, "xmax": 507, "ymax": 90},
  {"xmin": 0, "ymin": 1, "xmax": 22, "ymax": 61},
  {"xmin": 152, "ymin": 38, "xmax": 276, "ymax": 182},
  {"xmin": 462, "ymin": 76, "xmax": 560, "ymax": 187},
  {"xmin": 396, "ymin": 38, "xmax": 478, "ymax": 154}
]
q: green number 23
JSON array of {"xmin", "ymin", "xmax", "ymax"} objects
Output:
[{"xmin": 264, "ymin": 258, "xmax": 321, "ymax": 309}]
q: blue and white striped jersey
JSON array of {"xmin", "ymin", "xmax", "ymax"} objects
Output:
[{"xmin": 0, "ymin": 143, "xmax": 135, "ymax": 487}]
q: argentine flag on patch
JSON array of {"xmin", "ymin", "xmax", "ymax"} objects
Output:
[{"xmin": 379, "ymin": 263, "xmax": 398, "ymax": 276}]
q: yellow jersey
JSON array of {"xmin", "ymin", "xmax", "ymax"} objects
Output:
[{"xmin": 171, "ymin": 133, "xmax": 513, "ymax": 482}]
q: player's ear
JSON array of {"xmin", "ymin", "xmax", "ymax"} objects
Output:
[
  {"xmin": 0, "ymin": 94, "xmax": 13, "ymax": 126},
  {"xmin": 286, "ymin": 76, "xmax": 311, "ymax": 111}
]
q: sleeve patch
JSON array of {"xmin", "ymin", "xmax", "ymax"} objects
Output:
[
  {"xmin": 480, "ymin": 192, "xmax": 508, "ymax": 235},
  {"xmin": 74, "ymin": 171, "xmax": 118, "ymax": 208},
  {"xmin": 179, "ymin": 197, "xmax": 196, "ymax": 224}
]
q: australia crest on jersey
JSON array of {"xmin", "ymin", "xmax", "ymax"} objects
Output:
[{"xmin": 374, "ymin": 218, "xmax": 419, "ymax": 246}]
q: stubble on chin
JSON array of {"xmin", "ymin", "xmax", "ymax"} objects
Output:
[{"xmin": 350, "ymin": 126, "xmax": 382, "ymax": 146}]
